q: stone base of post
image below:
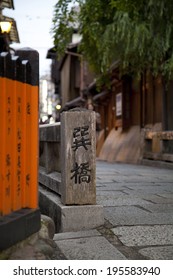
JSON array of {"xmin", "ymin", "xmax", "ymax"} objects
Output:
[{"xmin": 39, "ymin": 185, "xmax": 104, "ymax": 233}]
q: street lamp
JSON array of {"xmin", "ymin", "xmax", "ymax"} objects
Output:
[
  {"xmin": 0, "ymin": 20, "xmax": 12, "ymax": 52},
  {"xmin": 0, "ymin": 21, "xmax": 12, "ymax": 33},
  {"xmin": 56, "ymin": 104, "xmax": 61, "ymax": 110}
]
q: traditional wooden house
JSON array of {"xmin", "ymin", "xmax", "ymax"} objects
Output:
[
  {"xmin": 59, "ymin": 42, "xmax": 95, "ymax": 110},
  {"xmin": 47, "ymin": 41, "xmax": 173, "ymax": 167},
  {"xmin": 87, "ymin": 65, "xmax": 173, "ymax": 166}
]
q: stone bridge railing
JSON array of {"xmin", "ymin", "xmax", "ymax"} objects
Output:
[
  {"xmin": 39, "ymin": 110, "xmax": 104, "ymax": 232},
  {"xmin": 39, "ymin": 123, "xmax": 61, "ymax": 195}
]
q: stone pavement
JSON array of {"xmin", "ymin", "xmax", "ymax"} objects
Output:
[
  {"xmin": 3, "ymin": 161, "xmax": 173, "ymax": 260},
  {"xmin": 53, "ymin": 160, "xmax": 173, "ymax": 260}
]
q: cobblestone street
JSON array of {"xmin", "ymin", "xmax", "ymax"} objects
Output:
[{"xmin": 53, "ymin": 161, "xmax": 173, "ymax": 260}]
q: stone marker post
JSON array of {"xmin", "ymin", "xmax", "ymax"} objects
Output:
[{"xmin": 61, "ymin": 108, "xmax": 96, "ymax": 205}]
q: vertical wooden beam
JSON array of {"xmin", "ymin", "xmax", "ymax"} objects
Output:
[
  {"xmin": 0, "ymin": 53, "xmax": 14, "ymax": 215},
  {"xmin": 11, "ymin": 56, "xmax": 22, "ymax": 211},
  {"xmin": 0, "ymin": 49, "xmax": 41, "ymax": 250},
  {"xmin": 0, "ymin": 48, "xmax": 39, "ymax": 215},
  {"xmin": 16, "ymin": 48, "xmax": 39, "ymax": 209},
  {"xmin": 0, "ymin": 53, "xmax": 6, "ymax": 215}
]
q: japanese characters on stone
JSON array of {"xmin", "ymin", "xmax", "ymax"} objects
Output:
[{"xmin": 71, "ymin": 126, "xmax": 91, "ymax": 184}]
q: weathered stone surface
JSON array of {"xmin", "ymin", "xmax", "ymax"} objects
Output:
[
  {"xmin": 139, "ymin": 246, "xmax": 173, "ymax": 260},
  {"xmin": 40, "ymin": 142, "xmax": 61, "ymax": 173},
  {"xmin": 105, "ymin": 206, "xmax": 173, "ymax": 226},
  {"xmin": 55, "ymin": 236, "xmax": 126, "ymax": 260},
  {"xmin": 54, "ymin": 229, "xmax": 101, "ymax": 241},
  {"xmin": 39, "ymin": 215, "xmax": 55, "ymax": 239},
  {"xmin": 39, "ymin": 123, "xmax": 60, "ymax": 142},
  {"xmin": 39, "ymin": 166, "xmax": 61, "ymax": 195},
  {"xmin": 96, "ymin": 194, "xmax": 153, "ymax": 206},
  {"xmin": 60, "ymin": 204, "xmax": 104, "ymax": 232},
  {"xmin": 39, "ymin": 185, "xmax": 104, "ymax": 232},
  {"xmin": 34, "ymin": 239, "xmax": 54, "ymax": 257},
  {"xmin": 61, "ymin": 110, "xmax": 96, "ymax": 205},
  {"xmin": 143, "ymin": 203, "xmax": 173, "ymax": 213},
  {"xmin": 39, "ymin": 123, "xmax": 61, "ymax": 174},
  {"xmin": 112, "ymin": 225, "xmax": 173, "ymax": 246}
]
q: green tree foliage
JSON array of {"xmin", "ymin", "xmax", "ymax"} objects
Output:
[{"xmin": 52, "ymin": 0, "xmax": 173, "ymax": 80}]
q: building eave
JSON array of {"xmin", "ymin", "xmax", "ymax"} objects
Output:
[
  {"xmin": 59, "ymin": 43, "xmax": 79, "ymax": 71},
  {"xmin": 46, "ymin": 47, "xmax": 57, "ymax": 59},
  {"xmin": 0, "ymin": 0, "xmax": 14, "ymax": 9},
  {"xmin": 64, "ymin": 96, "xmax": 86, "ymax": 110}
]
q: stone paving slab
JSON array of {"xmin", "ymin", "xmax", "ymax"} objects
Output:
[
  {"xmin": 96, "ymin": 185, "xmax": 133, "ymax": 191},
  {"xmin": 96, "ymin": 161, "xmax": 173, "ymax": 173},
  {"xmin": 97, "ymin": 167, "xmax": 171, "ymax": 176},
  {"xmin": 97, "ymin": 190, "xmax": 173, "ymax": 202},
  {"xmin": 160, "ymin": 193, "xmax": 173, "ymax": 199},
  {"xmin": 104, "ymin": 177, "xmax": 173, "ymax": 183},
  {"xmin": 97, "ymin": 192, "xmax": 173, "ymax": 206},
  {"xmin": 55, "ymin": 236, "xmax": 126, "ymax": 260},
  {"xmin": 97, "ymin": 190, "xmax": 129, "ymax": 196},
  {"xmin": 42, "ymin": 161, "xmax": 173, "ymax": 260},
  {"xmin": 139, "ymin": 246, "xmax": 173, "ymax": 260},
  {"xmin": 105, "ymin": 206, "xmax": 173, "ymax": 226},
  {"xmin": 143, "ymin": 203, "xmax": 173, "ymax": 213},
  {"xmin": 96, "ymin": 162, "xmax": 173, "ymax": 177},
  {"xmin": 96, "ymin": 179, "xmax": 115, "ymax": 183},
  {"xmin": 143, "ymin": 196, "xmax": 173, "ymax": 204},
  {"xmin": 97, "ymin": 182, "xmax": 173, "ymax": 192},
  {"xmin": 111, "ymin": 225, "xmax": 173, "ymax": 246},
  {"xmin": 123, "ymin": 186, "xmax": 173, "ymax": 195},
  {"xmin": 105, "ymin": 178, "xmax": 173, "ymax": 184},
  {"xmin": 96, "ymin": 195, "xmax": 153, "ymax": 206},
  {"xmin": 126, "ymin": 193, "xmax": 173, "ymax": 204},
  {"xmin": 54, "ymin": 230, "xmax": 101, "ymax": 241}
]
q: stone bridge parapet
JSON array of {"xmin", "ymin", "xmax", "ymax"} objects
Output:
[{"xmin": 39, "ymin": 111, "xmax": 104, "ymax": 233}]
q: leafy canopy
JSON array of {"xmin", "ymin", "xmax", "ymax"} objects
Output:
[{"xmin": 52, "ymin": 0, "xmax": 173, "ymax": 80}]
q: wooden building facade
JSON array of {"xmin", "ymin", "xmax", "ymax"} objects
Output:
[
  {"xmin": 47, "ymin": 43, "xmax": 173, "ymax": 166},
  {"xmin": 90, "ymin": 67, "xmax": 173, "ymax": 165}
]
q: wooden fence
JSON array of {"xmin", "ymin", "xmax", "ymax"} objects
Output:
[{"xmin": 0, "ymin": 48, "xmax": 40, "ymax": 250}]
